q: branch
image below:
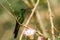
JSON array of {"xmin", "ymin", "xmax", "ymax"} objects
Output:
[
  {"xmin": 36, "ymin": 11, "xmax": 49, "ymax": 38},
  {"xmin": 31, "ymin": 0, "xmax": 49, "ymax": 38},
  {"xmin": 47, "ymin": 0, "xmax": 55, "ymax": 40},
  {"xmin": 19, "ymin": 0, "xmax": 40, "ymax": 40},
  {"xmin": 0, "ymin": 3, "xmax": 16, "ymax": 19},
  {"xmin": 5, "ymin": 0, "xmax": 14, "ymax": 12},
  {"xmin": 24, "ymin": 0, "xmax": 39, "ymax": 26}
]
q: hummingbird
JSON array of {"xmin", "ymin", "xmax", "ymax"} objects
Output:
[{"xmin": 14, "ymin": 9, "xmax": 26, "ymax": 38}]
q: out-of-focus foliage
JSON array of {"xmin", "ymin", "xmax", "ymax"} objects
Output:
[
  {"xmin": 39, "ymin": 0, "xmax": 48, "ymax": 10},
  {"xmin": 0, "ymin": 8, "xmax": 2, "ymax": 15},
  {"xmin": 0, "ymin": 0, "xmax": 27, "ymax": 12},
  {"xmin": 54, "ymin": 16, "xmax": 60, "ymax": 31}
]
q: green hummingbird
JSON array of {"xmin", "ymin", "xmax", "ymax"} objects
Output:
[{"xmin": 14, "ymin": 9, "xmax": 26, "ymax": 38}]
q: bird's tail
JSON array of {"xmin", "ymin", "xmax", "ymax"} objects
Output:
[{"xmin": 14, "ymin": 21, "xmax": 20, "ymax": 38}]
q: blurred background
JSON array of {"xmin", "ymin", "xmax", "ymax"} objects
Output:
[{"xmin": 0, "ymin": 0, "xmax": 60, "ymax": 40}]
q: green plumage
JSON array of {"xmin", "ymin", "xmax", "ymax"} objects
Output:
[
  {"xmin": 14, "ymin": 9, "xmax": 26, "ymax": 38},
  {"xmin": 18, "ymin": 9, "xmax": 25, "ymax": 24}
]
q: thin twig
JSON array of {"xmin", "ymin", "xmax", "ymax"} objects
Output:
[
  {"xmin": 47, "ymin": 0, "xmax": 55, "ymax": 40},
  {"xmin": 0, "ymin": 3, "xmax": 16, "ymax": 19},
  {"xmin": 5, "ymin": 0, "xmax": 14, "ymax": 12},
  {"xmin": 31, "ymin": 0, "xmax": 49, "ymax": 38},
  {"xmin": 24, "ymin": 0, "xmax": 39, "ymax": 26},
  {"xmin": 36, "ymin": 11, "xmax": 49, "ymax": 38},
  {"xmin": 19, "ymin": 0, "xmax": 39, "ymax": 40}
]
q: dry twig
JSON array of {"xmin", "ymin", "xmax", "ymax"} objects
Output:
[
  {"xmin": 19, "ymin": 0, "xmax": 39, "ymax": 40},
  {"xmin": 47, "ymin": 0, "xmax": 55, "ymax": 40},
  {"xmin": 31, "ymin": 0, "xmax": 49, "ymax": 38}
]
